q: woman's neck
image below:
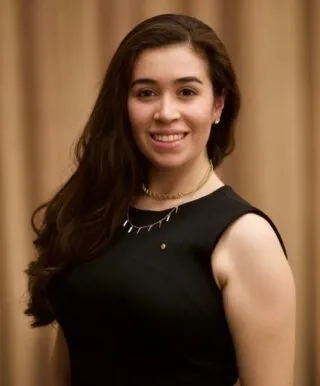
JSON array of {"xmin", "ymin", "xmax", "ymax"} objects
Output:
[
  {"xmin": 147, "ymin": 156, "xmax": 212, "ymax": 195},
  {"xmin": 132, "ymin": 156, "xmax": 224, "ymax": 211}
]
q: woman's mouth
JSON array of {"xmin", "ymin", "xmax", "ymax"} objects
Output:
[{"xmin": 150, "ymin": 133, "xmax": 187, "ymax": 143}]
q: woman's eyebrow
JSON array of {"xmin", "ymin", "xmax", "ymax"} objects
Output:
[{"xmin": 130, "ymin": 76, "xmax": 203, "ymax": 88}]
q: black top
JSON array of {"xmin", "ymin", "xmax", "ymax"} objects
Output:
[{"xmin": 48, "ymin": 185, "xmax": 286, "ymax": 386}]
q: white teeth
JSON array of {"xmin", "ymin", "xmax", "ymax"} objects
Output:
[{"xmin": 153, "ymin": 134, "xmax": 185, "ymax": 142}]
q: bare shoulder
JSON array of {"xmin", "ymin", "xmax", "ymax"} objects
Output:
[
  {"xmin": 211, "ymin": 212, "xmax": 291, "ymax": 290},
  {"xmin": 211, "ymin": 213, "xmax": 296, "ymax": 385}
]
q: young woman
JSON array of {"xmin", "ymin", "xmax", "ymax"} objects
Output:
[{"xmin": 25, "ymin": 14, "xmax": 296, "ymax": 386}]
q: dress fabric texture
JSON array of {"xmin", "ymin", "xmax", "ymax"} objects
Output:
[{"xmin": 48, "ymin": 185, "xmax": 286, "ymax": 386}]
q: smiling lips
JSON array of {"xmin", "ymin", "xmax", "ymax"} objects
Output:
[{"xmin": 151, "ymin": 133, "xmax": 187, "ymax": 143}]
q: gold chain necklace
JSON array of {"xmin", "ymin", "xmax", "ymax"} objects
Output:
[
  {"xmin": 141, "ymin": 161, "xmax": 213, "ymax": 200},
  {"xmin": 122, "ymin": 161, "xmax": 213, "ymax": 234}
]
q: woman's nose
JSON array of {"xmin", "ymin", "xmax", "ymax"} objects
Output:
[{"xmin": 153, "ymin": 97, "xmax": 180, "ymax": 122}]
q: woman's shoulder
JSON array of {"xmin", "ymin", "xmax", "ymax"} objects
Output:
[{"xmin": 202, "ymin": 185, "xmax": 287, "ymax": 256}]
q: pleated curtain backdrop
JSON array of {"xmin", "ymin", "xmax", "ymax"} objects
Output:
[{"xmin": 0, "ymin": 1, "xmax": 319, "ymax": 385}]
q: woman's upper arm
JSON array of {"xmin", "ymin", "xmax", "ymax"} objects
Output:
[
  {"xmin": 211, "ymin": 213, "xmax": 296, "ymax": 386},
  {"xmin": 50, "ymin": 325, "xmax": 71, "ymax": 386}
]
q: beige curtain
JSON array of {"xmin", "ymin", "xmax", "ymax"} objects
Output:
[{"xmin": 1, "ymin": 1, "xmax": 319, "ymax": 385}]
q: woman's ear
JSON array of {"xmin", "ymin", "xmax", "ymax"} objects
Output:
[{"xmin": 212, "ymin": 90, "xmax": 227, "ymax": 123}]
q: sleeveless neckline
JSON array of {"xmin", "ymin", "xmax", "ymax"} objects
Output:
[{"xmin": 130, "ymin": 185, "xmax": 231, "ymax": 214}]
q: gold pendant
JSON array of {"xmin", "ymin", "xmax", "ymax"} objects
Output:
[{"xmin": 160, "ymin": 243, "xmax": 167, "ymax": 251}]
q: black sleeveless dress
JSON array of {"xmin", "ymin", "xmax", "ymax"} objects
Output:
[{"xmin": 48, "ymin": 185, "xmax": 286, "ymax": 386}]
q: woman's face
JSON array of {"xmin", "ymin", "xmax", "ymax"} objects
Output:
[{"xmin": 127, "ymin": 44, "xmax": 224, "ymax": 169}]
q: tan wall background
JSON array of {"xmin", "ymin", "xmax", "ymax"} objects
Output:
[{"xmin": 0, "ymin": 1, "xmax": 319, "ymax": 385}]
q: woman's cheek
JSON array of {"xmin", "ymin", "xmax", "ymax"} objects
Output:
[{"xmin": 131, "ymin": 104, "xmax": 153, "ymax": 128}]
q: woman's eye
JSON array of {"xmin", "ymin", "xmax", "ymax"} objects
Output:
[
  {"xmin": 136, "ymin": 89, "xmax": 156, "ymax": 98},
  {"xmin": 179, "ymin": 88, "xmax": 196, "ymax": 97}
]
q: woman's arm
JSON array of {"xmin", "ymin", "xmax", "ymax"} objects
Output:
[
  {"xmin": 212, "ymin": 213, "xmax": 296, "ymax": 386},
  {"xmin": 50, "ymin": 325, "xmax": 71, "ymax": 386}
]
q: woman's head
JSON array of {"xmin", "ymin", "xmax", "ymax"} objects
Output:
[
  {"xmin": 128, "ymin": 43, "xmax": 223, "ymax": 170},
  {"xmin": 99, "ymin": 13, "xmax": 240, "ymax": 170},
  {"xmin": 25, "ymin": 14, "xmax": 241, "ymax": 327}
]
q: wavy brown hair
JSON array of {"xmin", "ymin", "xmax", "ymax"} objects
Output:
[{"xmin": 25, "ymin": 13, "xmax": 241, "ymax": 327}]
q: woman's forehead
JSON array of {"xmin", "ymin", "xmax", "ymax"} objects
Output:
[{"xmin": 131, "ymin": 44, "xmax": 210, "ymax": 81}]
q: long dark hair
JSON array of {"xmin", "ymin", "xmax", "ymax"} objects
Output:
[{"xmin": 25, "ymin": 14, "xmax": 241, "ymax": 327}]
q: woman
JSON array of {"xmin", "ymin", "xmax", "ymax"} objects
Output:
[{"xmin": 25, "ymin": 14, "xmax": 296, "ymax": 386}]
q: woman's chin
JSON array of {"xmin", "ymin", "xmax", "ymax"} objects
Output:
[{"xmin": 147, "ymin": 156, "xmax": 190, "ymax": 170}]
